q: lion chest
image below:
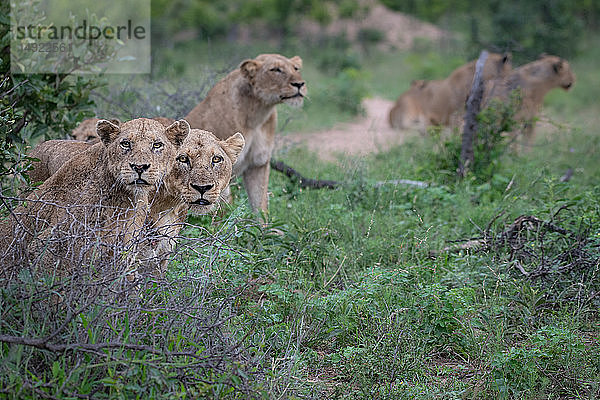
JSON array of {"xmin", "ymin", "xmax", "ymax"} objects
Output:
[{"xmin": 233, "ymin": 126, "xmax": 274, "ymax": 176}]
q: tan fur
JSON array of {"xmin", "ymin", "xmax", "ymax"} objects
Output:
[
  {"xmin": 482, "ymin": 54, "xmax": 575, "ymax": 145},
  {"xmin": 185, "ymin": 53, "xmax": 306, "ymax": 214},
  {"xmin": 71, "ymin": 117, "xmax": 175, "ymax": 142},
  {"xmin": 28, "ymin": 140, "xmax": 92, "ymax": 183},
  {"xmin": 143, "ymin": 129, "xmax": 245, "ymax": 272},
  {"xmin": 0, "ymin": 118, "xmax": 188, "ymax": 272},
  {"xmin": 20, "ymin": 128, "xmax": 245, "ymax": 275},
  {"xmin": 389, "ymin": 52, "xmax": 512, "ymax": 131},
  {"xmin": 71, "ymin": 118, "xmax": 102, "ymax": 141}
]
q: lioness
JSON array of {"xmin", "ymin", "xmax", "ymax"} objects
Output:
[
  {"xmin": 185, "ymin": 53, "xmax": 307, "ymax": 214},
  {"xmin": 143, "ymin": 129, "xmax": 244, "ymax": 272},
  {"xmin": 389, "ymin": 52, "xmax": 512, "ymax": 131},
  {"xmin": 0, "ymin": 118, "xmax": 189, "ymax": 270},
  {"xmin": 21, "ymin": 127, "xmax": 245, "ymax": 274},
  {"xmin": 482, "ymin": 54, "xmax": 575, "ymax": 145}
]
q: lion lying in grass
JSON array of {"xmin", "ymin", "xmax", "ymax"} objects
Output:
[
  {"xmin": 22, "ymin": 125, "xmax": 245, "ymax": 274},
  {"xmin": 482, "ymin": 54, "xmax": 575, "ymax": 146},
  {"xmin": 389, "ymin": 52, "xmax": 512, "ymax": 131},
  {"xmin": 0, "ymin": 118, "xmax": 189, "ymax": 272}
]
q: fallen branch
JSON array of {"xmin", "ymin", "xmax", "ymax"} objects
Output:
[
  {"xmin": 270, "ymin": 159, "xmax": 429, "ymax": 189},
  {"xmin": 270, "ymin": 159, "xmax": 341, "ymax": 189},
  {"xmin": 375, "ymin": 179, "xmax": 429, "ymax": 188},
  {"xmin": 430, "ymin": 214, "xmax": 570, "ymax": 257}
]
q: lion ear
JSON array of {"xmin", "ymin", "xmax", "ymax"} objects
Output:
[
  {"xmin": 222, "ymin": 132, "xmax": 245, "ymax": 165},
  {"xmin": 553, "ymin": 60, "xmax": 563, "ymax": 74},
  {"xmin": 165, "ymin": 119, "xmax": 190, "ymax": 147},
  {"xmin": 96, "ymin": 119, "xmax": 121, "ymax": 146},
  {"xmin": 290, "ymin": 56, "xmax": 303, "ymax": 69},
  {"xmin": 502, "ymin": 52, "xmax": 512, "ymax": 65},
  {"xmin": 240, "ymin": 59, "xmax": 261, "ymax": 81}
]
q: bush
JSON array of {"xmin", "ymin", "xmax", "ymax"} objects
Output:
[
  {"xmin": 426, "ymin": 90, "xmax": 520, "ymax": 185},
  {"xmin": 0, "ymin": 1, "xmax": 101, "ymax": 194},
  {"xmin": 328, "ymin": 67, "xmax": 369, "ymax": 115},
  {"xmin": 491, "ymin": 326, "xmax": 593, "ymax": 398},
  {"xmin": 487, "ymin": 0, "xmax": 584, "ymax": 61}
]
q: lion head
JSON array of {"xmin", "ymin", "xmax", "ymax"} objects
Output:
[
  {"xmin": 239, "ymin": 54, "xmax": 307, "ymax": 107},
  {"xmin": 72, "ymin": 118, "xmax": 101, "ymax": 142},
  {"xmin": 482, "ymin": 52, "xmax": 512, "ymax": 80},
  {"xmin": 168, "ymin": 129, "xmax": 245, "ymax": 215},
  {"xmin": 537, "ymin": 55, "xmax": 575, "ymax": 90},
  {"xmin": 98, "ymin": 118, "xmax": 189, "ymax": 195}
]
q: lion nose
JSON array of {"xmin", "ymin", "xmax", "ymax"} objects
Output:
[
  {"xmin": 191, "ymin": 183, "xmax": 214, "ymax": 195},
  {"xmin": 130, "ymin": 163, "xmax": 150, "ymax": 174},
  {"xmin": 291, "ymin": 81, "xmax": 305, "ymax": 89}
]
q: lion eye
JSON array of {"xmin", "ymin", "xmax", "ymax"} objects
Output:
[
  {"xmin": 212, "ymin": 155, "xmax": 223, "ymax": 164},
  {"xmin": 153, "ymin": 141, "xmax": 163, "ymax": 150},
  {"xmin": 270, "ymin": 67, "xmax": 282, "ymax": 73},
  {"xmin": 293, "ymin": 66, "xmax": 299, "ymax": 71},
  {"xmin": 120, "ymin": 140, "xmax": 131, "ymax": 150},
  {"xmin": 177, "ymin": 154, "xmax": 189, "ymax": 164}
]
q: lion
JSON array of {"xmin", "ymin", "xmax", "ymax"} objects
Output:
[
  {"xmin": 482, "ymin": 54, "xmax": 575, "ymax": 145},
  {"xmin": 142, "ymin": 129, "xmax": 245, "ymax": 272},
  {"xmin": 28, "ymin": 139, "xmax": 92, "ymax": 183},
  {"xmin": 20, "ymin": 127, "xmax": 245, "ymax": 275},
  {"xmin": 71, "ymin": 117, "xmax": 175, "ymax": 142},
  {"xmin": 389, "ymin": 52, "xmax": 512, "ymax": 131},
  {"xmin": 184, "ymin": 53, "xmax": 307, "ymax": 215},
  {"xmin": 0, "ymin": 118, "xmax": 189, "ymax": 271}
]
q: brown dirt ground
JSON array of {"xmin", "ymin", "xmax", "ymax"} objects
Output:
[{"xmin": 277, "ymin": 97, "xmax": 419, "ymax": 161}]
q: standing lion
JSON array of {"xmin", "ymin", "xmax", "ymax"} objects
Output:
[
  {"xmin": 482, "ymin": 54, "xmax": 575, "ymax": 146},
  {"xmin": 185, "ymin": 53, "xmax": 307, "ymax": 215}
]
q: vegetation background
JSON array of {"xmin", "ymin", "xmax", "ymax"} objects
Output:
[{"xmin": 1, "ymin": 0, "xmax": 600, "ymax": 398}]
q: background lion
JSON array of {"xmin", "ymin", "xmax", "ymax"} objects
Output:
[
  {"xmin": 185, "ymin": 53, "xmax": 307, "ymax": 215},
  {"xmin": 71, "ymin": 117, "xmax": 175, "ymax": 142},
  {"xmin": 482, "ymin": 54, "xmax": 575, "ymax": 146},
  {"xmin": 389, "ymin": 52, "xmax": 512, "ymax": 131},
  {"xmin": 0, "ymin": 118, "xmax": 189, "ymax": 271}
]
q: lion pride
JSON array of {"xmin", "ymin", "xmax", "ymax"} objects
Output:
[{"xmin": 389, "ymin": 52, "xmax": 512, "ymax": 131}]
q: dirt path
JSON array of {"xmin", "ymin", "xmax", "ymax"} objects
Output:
[{"xmin": 278, "ymin": 97, "xmax": 418, "ymax": 161}]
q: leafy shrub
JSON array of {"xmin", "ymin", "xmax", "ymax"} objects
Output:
[
  {"xmin": 491, "ymin": 326, "xmax": 594, "ymax": 399},
  {"xmin": 313, "ymin": 35, "xmax": 362, "ymax": 74},
  {"xmin": 0, "ymin": 1, "xmax": 101, "ymax": 194},
  {"xmin": 328, "ymin": 67, "xmax": 369, "ymax": 115},
  {"xmin": 357, "ymin": 28, "xmax": 385, "ymax": 46},
  {"xmin": 426, "ymin": 90, "xmax": 520, "ymax": 184},
  {"xmin": 487, "ymin": 0, "xmax": 584, "ymax": 62},
  {"xmin": 417, "ymin": 283, "xmax": 476, "ymax": 352}
]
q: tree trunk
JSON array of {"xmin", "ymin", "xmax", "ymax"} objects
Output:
[{"xmin": 458, "ymin": 50, "xmax": 488, "ymax": 178}]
